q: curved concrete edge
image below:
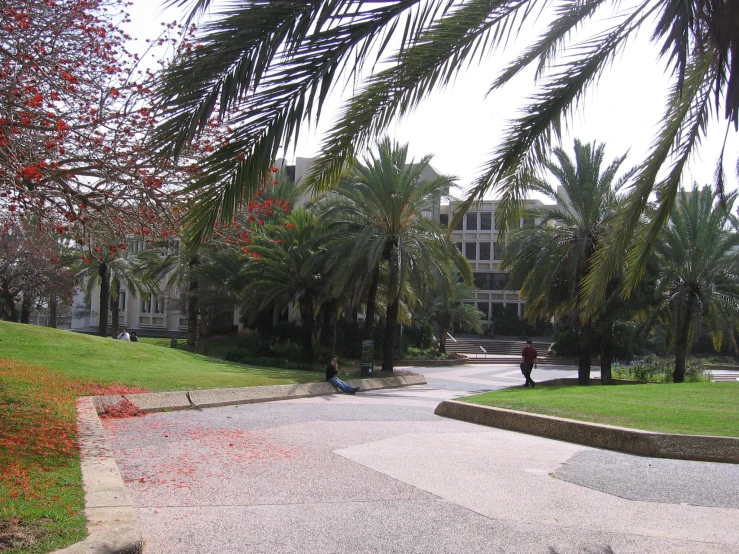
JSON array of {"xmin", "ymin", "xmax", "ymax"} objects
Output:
[
  {"xmin": 53, "ymin": 397, "xmax": 142, "ymax": 554},
  {"xmin": 60, "ymin": 375, "xmax": 425, "ymax": 554},
  {"xmin": 434, "ymin": 400, "xmax": 739, "ymax": 465},
  {"xmin": 393, "ymin": 358, "xmax": 467, "ymax": 367},
  {"xmin": 90, "ymin": 374, "xmax": 427, "ymax": 413}
]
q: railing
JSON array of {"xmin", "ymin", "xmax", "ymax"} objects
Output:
[{"xmin": 447, "ymin": 332, "xmax": 457, "ymax": 343}]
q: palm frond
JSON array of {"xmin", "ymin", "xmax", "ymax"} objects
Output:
[
  {"xmin": 581, "ymin": 48, "xmax": 718, "ymax": 316},
  {"xmin": 303, "ymin": 0, "xmax": 539, "ymax": 195},
  {"xmin": 455, "ymin": 4, "xmax": 654, "ymax": 235}
]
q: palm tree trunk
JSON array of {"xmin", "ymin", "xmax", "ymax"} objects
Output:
[
  {"xmin": 98, "ymin": 262, "xmax": 110, "ymax": 337},
  {"xmin": 382, "ymin": 297, "xmax": 400, "ymax": 373},
  {"xmin": 20, "ymin": 294, "xmax": 31, "ymax": 323},
  {"xmin": 600, "ymin": 321, "xmax": 614, "ymax": 385},
  {"xmin": 363, "ymin": 265, "xmax": 380, "ymax": 340},
  {"xmin": 439, "ymin": 327, "xmax": 448, "ymax": 355},
  {"xmin": 673, "ymin": 310, "xmax": 691, "ymax": 383},
  {"xmin": 110, "ymin": 278, "xmax": 120, "ymax": 339},
  {"xmin": 299, "ymin": 294, "xmax": 314, "ymax": 363},
  {"xmin": 199, "ymin": 305, "xmax": 211, "ymax": 355},
  {"xmin": 319, "ymin": 300, "xmax": 336, "ymax": 349},
  {"xmin": 578, "ymin": 324, "xmax": 593, "ymax": 386},
  {"xmin": 48, "ymin": 296, "xmax": 57, "ymax": 328},
  {"xmin": 256, "ymin": 309, "xmax": 273, "ymax": 356},
  {"xmin": 187, "ymin": 256, "xmax": 200, "ymax": 352}
]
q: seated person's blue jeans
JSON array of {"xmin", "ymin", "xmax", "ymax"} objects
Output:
[{"xmin": 329, "ymin": 376, "xmax": 355, "ymax": 394}]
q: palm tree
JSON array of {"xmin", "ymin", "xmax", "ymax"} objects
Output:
[
  {"xmin": 153, "ymin": 0, "xmax": 738, "ymax": 287},
  {"xmin": 76, "ymin": 249, "xmax": 149, "ymax": 337},
  {"xmin": 645, "ymin": 186, "xmax": 739, "ymax": 382},
  {"xmin": 316, "ymin": 138, "xmax": 471, "ymax": 371},
  {"xmin": 502, "ymin": 139, "xmax": 633, "ymax": 384},
  {"xmin": 243, "ymin": 209, "xmax": 325, "ymax": 363},
  {"xmin": 426, "ymin": 274, "xmax": 483, "ymax": 355}
]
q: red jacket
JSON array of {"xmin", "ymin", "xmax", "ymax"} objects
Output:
[{"xmin": 521, "ymin": 344, "xmax": 538, "ymax": 364}]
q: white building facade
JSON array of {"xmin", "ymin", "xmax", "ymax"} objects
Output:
[{"xmin": 440, "ymin": 199, "xmax": 546, "ymax": 332}]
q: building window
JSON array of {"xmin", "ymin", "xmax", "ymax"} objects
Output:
[
  {"xmin": 491, "ymin": 302, "xmax": 504, "ymax": 318},
  {"xmin": 439, "ymin": 213, "xmax": 449, "ymax": 227},
  {"xmin": 141, "ymin": 295, "xmax": 164, "ymax": 314},
  {"xmin": 466, "ymin": 212, "xmax": 478, "ymax": 231},
  {"xmin": 479, "ymin": 242, "xmax": 491, "ymax": 260},
  {"xmin": 465, "ymin": 242, "xmax": 476, "ymax": 260},
  {"xmin": 454, "ymin": 215, "xmax": 463, "ymax": 231},
  {"xmin": 492, "ymin": 273, "xmax": 509, "ymax": 290},
  {"xmin": 523, "ymin": 217, "xmax": 536, "ymax": 228},
  {"xmin": 477, "ymin": 302, "xmax": 489, "ymax": 319},
  {"xmin": 480, "ymin": 212, "xmax": 492, "ymax": 230},
  {"xmin": 119, "ymin": 292, "xmax": 126, "ymax": 311},
  {"xmin": 493, "ymin": 242, "xmax": 504, "ymax": 261}
]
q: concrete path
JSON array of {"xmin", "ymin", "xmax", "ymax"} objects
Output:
[{"xmin": 101, "ymin": 364, "xmax": 739, "ymax": 553}]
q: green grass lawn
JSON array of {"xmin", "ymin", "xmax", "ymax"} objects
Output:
[
  {"xmin": 0, "ymin": 322, "xmax": 323, "ymax": 392},
  {"xmin": 461, "ymin": 382, "xmax": 739, "ymax": 437}
]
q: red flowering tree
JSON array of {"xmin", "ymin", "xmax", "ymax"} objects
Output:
[
  {"xmin": 0, "ymin": 1, "xmax": 184, "ymax": 226},
  {"xmin": 0, "ymin": 215, "xmax": 73, "ymax": 323}
]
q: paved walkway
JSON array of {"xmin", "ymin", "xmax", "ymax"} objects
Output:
[{"xmin": 101, "ymin": 364, "xmax": 739, "ymax": 553}]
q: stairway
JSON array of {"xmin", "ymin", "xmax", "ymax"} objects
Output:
[{"xmin": 445, "ymin": 336, "xmax": 576, "ymax": 366}]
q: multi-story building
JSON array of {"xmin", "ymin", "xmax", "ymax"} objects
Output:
[{"xmin": 440, "ymin": 198, "xmax": 547, "ymax": 333}]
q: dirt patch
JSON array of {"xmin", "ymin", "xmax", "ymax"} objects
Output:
[{"xmin": 0, "ymin": 518, "xmax": 51, "ymax": 552}]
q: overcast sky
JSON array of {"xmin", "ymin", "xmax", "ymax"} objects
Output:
[{"xmin": 127, "ymin": 1, "xmax": 739, "ymax": 199}]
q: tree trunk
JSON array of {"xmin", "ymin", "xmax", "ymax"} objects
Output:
[
  {"xmin": 1, "ymin": 281, "xmax": 18, "ymax": 322},
  {"xmin": 673, "ymin": 311, "xmax": 691, "ymax": 383},
  {"xmin": 600, "ymin": 321, "xmax": 614, "ymax": 385},
  {"xmin": 256, "ymin": 309, "xmax": 273, "ymax": 356},
  {"xmin": 330, "ymin": 316, "xmax": 337, "ymax": 355},
  {"xmin": 97, "ymin": 262, "xmax": 110, "ymax": 337},
  {"xmin": 20, "ymin": 294, "xmax": 32, "ymax": 323},
  {"xmin": 363, "ymin": 265, "xmax": 380, "ymax": 340},
  {"xmin": 48, "ymin": 296, "xmax": 58, "ymax": 328},
  {"xmin": 438, "ymin": 325, "xmax": 448, "ymax": 354},
  {"xmin": 299, "ymin": 294, "xmax": 314, "ymax": 364},
  {"xmin": 199, "ymin": 306, "xmax": 210, "ymax": 355},
  {"xmin": 382, "ymin": 297, "xmax": 400, "ymax": 373},
  {"xmin": 578, "ymin": 324, "xmax": 593, "ymax": 386},
  {"xmin": 187, "ymin": 256, "xmax": 200, "ymax": 352},
  {"xmin": 319, "ymin": 300, "xmax": 336, "ymax": 349},
  {"xmin": 110, "ymin": 278, "xmax": 120, "ymax": 339}
]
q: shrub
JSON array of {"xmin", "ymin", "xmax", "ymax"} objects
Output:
[
  {"xmin": 402, "ymin": 347, "xmax": 448, "ymax": 360},
  {"xmin": 611, "ymin": 359, "xmax": 711, "ymax": 383},
  {"xmin": 550, "ymin": 329, "xmax": 579, "ymax": 356},
  {"xmin": 222, "ymin": 350, "xmax": 315, "ymax": 371}
]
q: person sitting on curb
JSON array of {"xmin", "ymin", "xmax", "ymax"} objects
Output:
[
  {"xmin": 326, "ymin": 357, "xmax": 359, "ymax": 395},
  {"xmin": 520, "ymin": 339, "xmax": 537, "ymax": 387}
]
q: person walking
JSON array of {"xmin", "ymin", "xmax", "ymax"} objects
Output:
[
  {"xmin": 520, "ymin": 339, "xmax": 537, "ymax": 387},
  {"xmin": 326, "ymin": 357, "xmax": 359, "ymax": 394}
]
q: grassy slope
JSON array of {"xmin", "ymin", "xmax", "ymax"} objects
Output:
[
  {"xmin": 0, "ymin": 322, "xmax": 321, "ymax": 392},
  {"xmin": 462, "ymin": 382, "xmax": 739, "ymax": 437}
]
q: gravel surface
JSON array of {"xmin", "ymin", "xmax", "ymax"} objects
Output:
[{"xmin": 553, "ymin": 449, "xmax": 739, "ymax": 508}]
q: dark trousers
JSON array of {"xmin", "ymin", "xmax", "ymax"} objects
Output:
[{"xmin": 520, "ymin": 362, "xmax": 535, "ymax": 387}]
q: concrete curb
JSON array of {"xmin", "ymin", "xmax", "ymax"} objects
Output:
[
  {"xmin": 91, "ymin": 374, "xmax": 427, "ymax": 414},
  {"xmin": 434, "ymin": 399, "xmax": 739, "ymax": 464},
  {"xmin": 56, "ymin": 375, "xmax": 426, "ymax": 553},
  {"xmin": 393, "ymin": 358, "xmax": 468, "ymax": 367},
  {"xmin": 53, "ymin": 397, "xmax": 143, "ymax": 553}
]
